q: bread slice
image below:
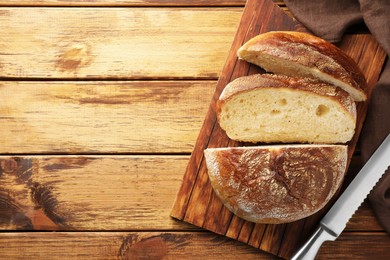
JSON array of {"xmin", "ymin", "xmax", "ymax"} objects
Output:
[
  {"xmin": 218, "ymin": 74, "xmax": 356, "ymax": 143},
  {"xmin": 237, "ymin": 31, "xmax": 367, "ymax": 101},
  {"xmin": 204, "ymin": 144, "xmax": 348, "ymax": 224}
]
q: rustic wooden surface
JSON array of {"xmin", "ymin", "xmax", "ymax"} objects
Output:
[{"xmin": 0, "ymin": 0, "xmax": 389, "ymax": 259}]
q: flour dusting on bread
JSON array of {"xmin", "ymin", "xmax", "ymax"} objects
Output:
[{"xmin": 204, "ymin": 145, "xmax": 347, "ymax": 224}]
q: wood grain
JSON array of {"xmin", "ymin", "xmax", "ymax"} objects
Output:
[
  {"xmin": 0, "ymin": 0, "xmax": 284, "ymax": 7},
  {"xmin": 0, "ymin": 8, "xmax": 241, "ymax": 79},
  {"xmin": 0, "ymin": 231, "xmax": 276, "ymax": 260},
  {"xmin": 0, "ymin": 0, "xmax": 249, "ymax": 6},
  {"xmin": 317, "ymin": 232, "xmax": 390, "ymax": 260},
  {"xmin": 0, "ymin": 0, "xmax": 387, "ymax": 259},
  {"xmin": 170, "ymin": 0, "xmax": 387, "ymax": 258},
  {"xmin": 0, "ymin": 81, "xmax": 214, "ymax": 153},
  {"xmin": 0, "ymin": 156, "xmax": 191, "ymax": 230},
  {"xmin": 0, "ymin": 231, "xmax": 388, "ymax": 259}
]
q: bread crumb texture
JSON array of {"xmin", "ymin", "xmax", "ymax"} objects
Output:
[{"xmin": 218, "ymin": 74, "xmax": 356, "ymax": 144}]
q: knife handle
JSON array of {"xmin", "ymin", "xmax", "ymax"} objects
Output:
[{"xmin": 290, "ymin": 225, "xmax": 337, "ymax": 260}]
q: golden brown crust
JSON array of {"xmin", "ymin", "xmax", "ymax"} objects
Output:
[
  {"xmin": 218, "ymin": 74, "xmax": 357, "ymax": 121},
  {"xmin": 237, "ymin": 31, "xmax": 367, "ymax": 101},
  {"xmin": 204, "ymin": 145, "xmax": 347, "ymax": 223}
]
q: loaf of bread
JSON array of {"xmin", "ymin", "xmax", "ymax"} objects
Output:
[
  {"xmin": 218, "ymin": 73, "xmax": 356, "ymax": 143},
  {"xmin": 204, "ymin": 144, "xmax": 348, "ymax": 224},
  {"xmin": 237, "ymin": 31, "xmax": 367, "ymax": 101}
]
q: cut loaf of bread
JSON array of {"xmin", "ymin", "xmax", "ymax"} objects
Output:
[
  {"xmin": 204, "ymin": 144, "xmax": 348, "ymax": 224},
  {"xmin": 237, "ymin": 31, "xmax": 367, "ymax": 101},
  {"xmin": 218, "ymin": 74, "xmax": 356, "ymax": 143}
]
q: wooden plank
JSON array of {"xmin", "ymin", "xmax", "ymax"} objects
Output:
[
  {"xmin": 0, "ymin": 0, "xmax": 249, "ymax": 6},
  {"xmin": 0, "ymin": 231, "xmax": 388, "ymax": 259},
  {"xmin": 0, "ymin": 155, "xmax": 381, "ymax": 231},
  {"xmin": 0, "ymin": 156, "xmax": 192, "ymax": 230},
  {"xmin": 0, "ymin": 0, "xmax": 285, "ymax": 7},
  {"xmin": 0, "ymin": 81, "xmax": 214, "ymax": 153},
  {"xmin": 0, "ymin": 231, "xmax": 275, "ymax": 260},
  {"xmin": 171, "ymin": 0, "xmax": 387, "ymax": 258},
  {"xmin": 317, "ymin": 232, "xmax": 390, "ymax": 260},
  {"xmin": 0, "ymin": 8, "xmax": 241, "ymax": 79}
]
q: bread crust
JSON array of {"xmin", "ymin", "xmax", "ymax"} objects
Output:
[
  {"xmin": 204, "ymin": 145, "xmax": 347, "ymax": 223},
  {"xmin": 237, "ymin": 31, "xmax": 367, "ymax": 101},
  {"xmin": 218, "ymin": 74, "xmax": 357, "ymax": 125}
]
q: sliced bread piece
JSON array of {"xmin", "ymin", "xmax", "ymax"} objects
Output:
[
  {"xmin": 218, "ymin": 74, "xmax": 356, "ymax": 143},
  {"xmin": 204, "ymin": 144, "xmax": 348, "ymax": 224},
  {"xmin": 237, "ymin": 31, "xmax": 367, "ymax": 101}
]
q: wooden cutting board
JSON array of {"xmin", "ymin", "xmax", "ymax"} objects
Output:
[{"xmin": 171, "ymin": 0, "xmax": 387, "ymax": 258}]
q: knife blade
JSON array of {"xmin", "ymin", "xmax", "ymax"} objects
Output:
[{"xmin": 291, "ymin": 133, "xmax": 390, "ymax": 260}]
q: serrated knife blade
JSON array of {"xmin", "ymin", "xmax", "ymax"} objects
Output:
[{"xmin": 291, "ymin": 133, "xmax": 390, "ymax": 260}]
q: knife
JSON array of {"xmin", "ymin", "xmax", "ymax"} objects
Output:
[{"xmin": 291, "ymin": 133, "xmax": 390, "ymax": 260}]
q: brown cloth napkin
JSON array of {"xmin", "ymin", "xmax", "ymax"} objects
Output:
[{"xmin": 284, "ymin": 0, "xmax": 390, "ymax": 232}]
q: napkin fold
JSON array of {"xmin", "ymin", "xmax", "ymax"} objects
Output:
[{"xmin": 284, "ymin": 0, "xmax": 390, "ymax": 233}]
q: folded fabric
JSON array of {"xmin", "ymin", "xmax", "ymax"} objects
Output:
[{"xmin": 284, "ymin": 0, "xmax": 390, "ymax": 233}]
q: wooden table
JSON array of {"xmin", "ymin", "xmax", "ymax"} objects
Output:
[{"xmin": 0, "ymin": 0, "xmax": 389, "ymax": 259}]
